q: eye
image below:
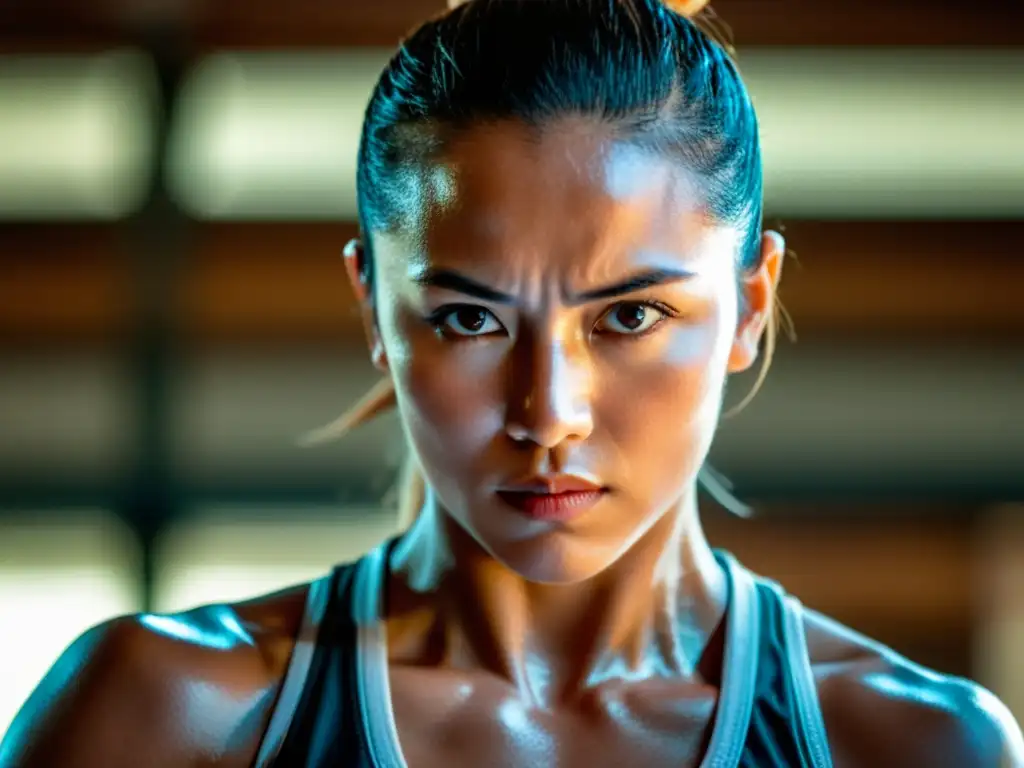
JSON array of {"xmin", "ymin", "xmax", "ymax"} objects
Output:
[
  {"xmin": 595, "ymin": 302, "xmax": 670, "ymax": 336},
  {"xmin": 431, "ymin": 304, "xmax": 505, "ymax": 338}
]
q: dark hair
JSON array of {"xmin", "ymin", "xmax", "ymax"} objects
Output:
[
  {"xmin": 356, "ymin": 0, "xmax": 762, "ymax": 281},
  {"xmin": 332, "ymin": 0, "xmax": 769, "ymax": 521}
]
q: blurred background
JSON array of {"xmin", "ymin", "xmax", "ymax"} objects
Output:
[{"xmin": 1, "ymin": 0, "xmax": 1023, "ymax": 737}]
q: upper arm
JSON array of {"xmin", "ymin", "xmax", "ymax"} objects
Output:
[
  {"xmin": 907, "ymin": 677, "xmax": 1024, "ymax": 768},
  {"xmin": 0, "ymin": 609, "xmax": 286, "ymax": 768},
  {"xmin": 958, "ymin": 681, "xmax": 1024, "ymax": 768},
  {"xmin": 821, "ymin": 661, "xmax": 1024, "ymax": 768},
  {"xmin": 0, "ymin": 617, "xmax": 192, "ymax": 768}
]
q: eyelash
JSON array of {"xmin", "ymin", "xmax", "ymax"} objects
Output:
[
  {"xmin": 596, "ymin": 300, "xmax": 679, "ymax": 339},
  {"xmin": 425, "ymin": 300, "xmax": 680, "ymax": 339},
  {"xmin": 425, "ymin": 304, "xmax": 505, "ymax": 338}
]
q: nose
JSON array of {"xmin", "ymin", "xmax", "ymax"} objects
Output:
[{"xmin": 504, "ymin": 333, "xmax": 594, "ymax": 449}]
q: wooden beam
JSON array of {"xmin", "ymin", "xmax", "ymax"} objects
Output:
[
  {"xmin": 0, "ymin": 225, "xmax": 132, "ymax": 344},
  {"xmin": 706, "ymin": 512, "xmax": 974, "ymax": 626},
  {"xmin": 186, "ymin": 0, "xmax": 1024, "ymax": 49},
  {"xmin": 0, "ymin": 0, "xmax": 151, "ymax": 51},
  {"xmin": 3, "ymin": 0, "xmax": 1024, "ymax": 50},
  {"xmin": 180, "ymin": 222, "xmax": 361, "ymax": 343},
  {"xmin": 777, "ymin": 220, "xmax": 1023, "ymax": 337},
  {"xmin": 973, "ymin": 507, "xmax": 1024, "ymax": 723}
]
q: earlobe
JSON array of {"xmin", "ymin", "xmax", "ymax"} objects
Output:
[
  {"xmin": 343, "ymin": 238, "xmax": 370, "ymax": 302},
  {"xmin": 370, "ymin": 338, "xmax": 389, "ymax": 373},
  {"xmin": 342, "ymin": 237, "xmax": 388, "ymax": 372},
  {"xmin": 727, "ymin": 313, "xmax": 763, "ymax": 373},
  {"xmin": 727, "ymin": 230, "xmax": 785, "ymax": 374}
]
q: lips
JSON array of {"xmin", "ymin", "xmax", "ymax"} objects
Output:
[
  {"xmin": 500, "ymin": 474, "xmax": 605, "ymax": 495},
  {"xmin": 496, "ymin": 474, "xmax": 607, "ymax": 522}
]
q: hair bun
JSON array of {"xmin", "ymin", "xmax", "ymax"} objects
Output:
[
  {"xmin": 447, "ymin": 0, "xmax": 710, "ymax": 17},
  {"xmin": 662, "ymin": 0, "xmax": 711, "ymax": 16}
]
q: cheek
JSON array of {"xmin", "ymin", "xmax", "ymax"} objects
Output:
[
  {"xmin": 384, "ymin": 309, "xmax": 505, "ymax": 463},
  {"xmin": 597, "ymin": 319, "xmax": 732, "ymax": 464}
]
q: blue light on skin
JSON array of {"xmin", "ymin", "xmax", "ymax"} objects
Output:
[
  {"xmin": 139, "ymin": 609, "xmax": 252, "ymax": 651},
  {"xmin": 139, "ymin": 610, "xmax": 275, "ymax": 756},
  {"xmin": 495, "ymin": 694, "xmax": 559, "ymax": 763},
  {"xmin": 181, "ymin": 681, "xmax": 276, "ymax": 757}
]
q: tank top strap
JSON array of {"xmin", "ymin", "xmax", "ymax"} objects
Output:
[
  {"xmin": 254, "ymin": 561, "xmax": 364, "ymax": 767},
  {"xmin": 353, "ymin": 540, "xmax": 407, "ymax": 767},
  {"xmin": 753, "ymin": 576, "xmax": 834, "ymax": 768},
  {"xmin": 779, "ymin": 591, "xmax": 834, "ymax": 768},
  {"xmin": 702, "ymin": 550, "xmax": 763, "ymax": 768},
  {"xmin": 253, "ymin": 572, "xmax": 335, "ymax": 768}
]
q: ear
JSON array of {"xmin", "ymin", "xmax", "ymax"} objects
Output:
[
  {"xmin": 343, "ymin": 238, "xmax": 389, "ymax": 373},
  {"xmin": 727, "ymin": 230, "xmax": 785, "ymax": 374}
]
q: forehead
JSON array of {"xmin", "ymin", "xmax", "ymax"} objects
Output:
[{"xmin": 379, "ymin": 119, "xmax": 733, "ymax": 279}]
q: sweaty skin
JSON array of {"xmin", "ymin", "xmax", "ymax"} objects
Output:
[{"xmin": 2, "ymin": 121, "xmax": 1022, "ymax": 768}]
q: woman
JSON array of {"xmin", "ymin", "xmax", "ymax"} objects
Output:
[{"xmin": 2, "ymin": 0, "xmax": 1022, "ymax": 766}]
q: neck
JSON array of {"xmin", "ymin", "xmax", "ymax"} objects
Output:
[{"xmin": 386, "ymin": 489, "xmax": 727, "ymax": 708}]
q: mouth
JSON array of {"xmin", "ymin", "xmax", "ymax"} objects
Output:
[{"xmin": 496, "ymin": 474, "xmax": 608, "ymax": 522}]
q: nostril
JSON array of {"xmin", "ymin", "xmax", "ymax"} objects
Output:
[{"xmin": 505, "ymin": 421, "xmax": 532, "ymax": 444}]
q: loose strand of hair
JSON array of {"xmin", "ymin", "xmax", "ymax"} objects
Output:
[{"xmin": 298, "ymin": 377, "xmax": 397, "ymax": 447}]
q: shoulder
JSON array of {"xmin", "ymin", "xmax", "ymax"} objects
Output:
[
  {"xmin": 0, "ymin": 582, "xmax": 313, "ymax": 768},
  {"xmin": 802, "ymin": 608, "xmax": 1024, "ymax": 768}
]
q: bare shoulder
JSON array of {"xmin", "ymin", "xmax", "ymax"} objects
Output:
[
  {"xmin": 802, "ymin": 608, "xmax": 1024, "ymax": 768},
  {"xmin": 0, "ymin": 583, "xmax": 312, "ymax": 768}
]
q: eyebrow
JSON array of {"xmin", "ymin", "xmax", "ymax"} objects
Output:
[
  {"xmin": 413, "ymin": 269, "xmax": 514, "ymax": 303},
  {"xmin": 412, "ymin": 267, "xmax": 695, "ymax": 305},
  {"xmin": 568, "ymin": 268, "xmax": 695, "ymax": 303}
]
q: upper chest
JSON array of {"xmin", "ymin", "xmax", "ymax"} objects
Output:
[{"xmin": 389, "ymin": 667, "xmax": 721, "ymax": 768}]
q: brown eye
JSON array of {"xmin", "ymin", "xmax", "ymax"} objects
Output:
[
  {"xmin": 437, "ymin": 305, "xmax": 504, "ymax": 337},
  {"xmin": 596, "ymin": 302, "xmax": 666, "ymax": 336}
]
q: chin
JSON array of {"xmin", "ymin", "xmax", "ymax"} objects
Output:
[
  {"xmin": 496, "ymin": 535, "xmax": 616, "ymax": 584},
  {"xmin": 462, "ymin": 514, "xmax": 631, "ymax": 585}
]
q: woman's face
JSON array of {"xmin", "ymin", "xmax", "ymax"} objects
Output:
[{"xmin": 353, "ymin": 120, "xmax": 782, "ymax": 584}]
